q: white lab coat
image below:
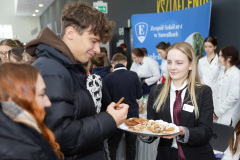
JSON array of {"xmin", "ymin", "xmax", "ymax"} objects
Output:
[
  {"xmin": 130, "ymin": 56, "xmax": 160, "ymax": 86},
  {"xmin": 161, "ymin": 59, "xmax": 168, "ymax": 78},
  {"xmin": 198, "ymin": 54, "xmax": 221, "ymax": 92},
  {"xmin": 157, "ymin": 59, "xmax": 168, "ymax": 84},
  {"xmin": 222, "ymin": 132, "xmax": 240, "ymax": 160},
  {"xmin": 213, "ymin": 66, "xmax": 240, "ymax": 127}
]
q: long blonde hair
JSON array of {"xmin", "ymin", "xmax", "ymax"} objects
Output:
[{"xmin": 153, "ymin": 42, "xmax": 202, "ymax": 119}]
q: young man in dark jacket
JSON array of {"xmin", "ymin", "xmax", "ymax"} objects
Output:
[
  {"xmin": 25, "ymin": 2, "xmax": 128, "ymax": 160},
  {"xmin": 104, "ymin": 53, "xmax": 142, "ymax": 160}
]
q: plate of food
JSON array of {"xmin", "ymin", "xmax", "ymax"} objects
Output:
[{"xmin": 118, "ymin": 117, "xmax": 180, "ymax": 137}]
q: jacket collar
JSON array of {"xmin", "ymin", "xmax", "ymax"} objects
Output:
[
  {"xmin": 25, "ymin": 27, "xmax": 76, "ymax": 63},
  {"xmin": 114, "ymin": 63, "xmax": 127, "ymax": 72},
  {"xmin": 1, "ymin": 101, "xmax": 41, "ymax": 133}
]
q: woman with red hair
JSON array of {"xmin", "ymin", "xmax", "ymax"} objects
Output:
[{"xmin": 0, "ymin": 63, "xmax": 63, "ymax": 159}]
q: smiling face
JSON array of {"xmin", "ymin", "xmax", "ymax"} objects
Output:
[
  {"xmin": 0, "ymin": 45, "xmax": 11, "ymax": 62},
  {"xmin": 35, "ymin": 74, "xmax": 51, "ymax": 109},
  {"xmin": 63, "ymin": 26, "xmax": 101, "ymax": 63},
  {"xmin": 156, "ymin": 48, "xmax": 167, "ymax": 59},
  {"xmin": 204, "ymin": 42, "xmax": 216, "ymax": 55},
  {"xmin": 167, "ymin": 49, "xmax": 192, "ymax": 85}
]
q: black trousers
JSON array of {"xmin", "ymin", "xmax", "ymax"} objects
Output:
[
  {"xmin": 156, "ymin": 147, "xmax": 178, "ymax": 160},
  {"xmin": 107, "ymin": 129, "xmax": 137, "ymax": 160}
]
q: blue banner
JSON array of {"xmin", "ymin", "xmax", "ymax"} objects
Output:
[{"xmin": 131, "ymin": 0, "xmax": 211, "ymax": 69}]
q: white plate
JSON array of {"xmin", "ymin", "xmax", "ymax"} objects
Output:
[{"xmin": 118, "ymin": 119, "xmax": 180, "ymax": 137}]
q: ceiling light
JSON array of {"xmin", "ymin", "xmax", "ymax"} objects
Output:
[
  {"xmin": 32, "ymin": 14, "xmax": 36, "ymax": 16},
  {"xmin": 35, "ymin": 10, "xmax": 39, "ymax": 12},
  {"xmin": 39, "ymin": 4, "xmax": 44, "ymax": 7}
]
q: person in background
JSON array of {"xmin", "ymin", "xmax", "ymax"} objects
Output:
[
  {"xmin": 213, "ymin": 46, "xmax": 240, "ymax": 127},
  {"xmin": 156, "ymin": 42, "xmax": 171, "ymax": 84},
  {"xmin": 22, "ymin": 51, "xmax": 37, "ymax": 64},
  {"xmin": 198, "ymin": 36, "xmax": 221, "ymax": 92},
  {"xmin": 115, "ymin": 43, "xmax": 127, "ymax": 56},
  {"xmin": 8, "ymin": 47, "xmax": 24, "ymax": 63},
  {"xmin": 83, "ymin": 60, "xmax": 111, "ymax": 113},
  {"xmin": 0, "ymin": 39, "xmax": 18, "ymax": 62},
  {"xmin": 143, "ymin": 42, "xmax": 215, "ymax": 160},
  {"xmin": 13, "ymin": 39, "xmax": 24, "ymax": 47},
  {"xmin": 104, "ymin": 53, "xmax": 142, "ymax": 160},
  {"xmin": 130, "ymin": 48, "xmax": 160, "ymax": 95},
  {"xmin": 141, "ymin": 47, "xmax": 148, "ymax": 57},
  {"xmin": 222, "ymin": 119, "xmax": 240, "ymax": 160},
  {"xmin": 100, "ymin": 47, "xmax": 110, "ymax": 66},
  {"xmin": 25, "ymin": 2, "xmax": 129, "ymax": 159},
  {"xmin": 0, "ymin": 63, "xmax": 62, "ymax": 159},
  {"xmin": 91, "ymin": 53, "xmax": 112, "ymax": 79}
]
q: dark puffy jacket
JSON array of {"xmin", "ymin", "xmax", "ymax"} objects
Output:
[
  {"xmin": 26, "ymin": 28, "xmax": 116, "ymax": 160},
  {"xmin": 92, "ymin": 66, "xmax": 111, "ymax": 79},
  {"xmin": 0, "ymin": 105, "xmax": 58, "ymax": 160}
]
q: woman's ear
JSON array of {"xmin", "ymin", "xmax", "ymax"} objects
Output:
[{"xmin": 227, "ymin": 56, "xmax": 232, "ymax": 62}]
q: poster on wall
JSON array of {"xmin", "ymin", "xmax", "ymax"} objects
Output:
[{"xmin": 131, "ymin": 0, "xmax": 211, "ymax": 69}]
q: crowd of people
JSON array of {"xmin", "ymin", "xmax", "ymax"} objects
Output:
[{"xmin": 0, "ymin": 1, "xmax": 240, "ymax": 160}]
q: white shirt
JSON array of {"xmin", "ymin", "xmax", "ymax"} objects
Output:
[
  {"xmin": 130, "ymin": 56, "xmax": 160, "ymax": 85},
  {"xmin": 170, "ymin": 80, "xmax": 188, "ymax": 149},
  {"xmin": 161, "ymin": 59, "xmax": 168, "ymax": 78},
  {"xmin": 213, "ymin": 66, "xmax": 240, "ymax": 127},
  {"xmin": 198, "ymin": 55, "xmax": 221, "ymax": 92},
  {"xmin": 222, "ymin": 132, "xmax": 240, "ymax": 160}
]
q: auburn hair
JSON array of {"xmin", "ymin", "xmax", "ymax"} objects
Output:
[
  {"xmin": 0, "ymin": 63, "xmax": 63, "ymax": 158},
  {"xmin": 229, "ymin": 120, "xmax": 240, "ymax": 158}
]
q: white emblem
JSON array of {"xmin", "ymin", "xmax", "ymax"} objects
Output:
[{"xmin": 135, "ymin": 22, "xmax": 148, "ymax": 43}]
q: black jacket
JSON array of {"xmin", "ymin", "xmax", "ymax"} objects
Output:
[
  {"xmin": 25, "ymin": 27, "xmax": 117, "ymax": 159},
  {"xmin": 92, "ymin": 66, "xmax": 111, "ymax": 79},
  {"xmin": 147, "ymin": 84, "xmax": 215, "ymax": 160},
  {"xmin": 0, "ymin": 104, "xmax": 58, "ymax": 160}
]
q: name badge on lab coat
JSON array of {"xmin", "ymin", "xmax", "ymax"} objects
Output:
[{"xmin": 183, "ymin": 104, "xmax": 194, "ymax": 113}]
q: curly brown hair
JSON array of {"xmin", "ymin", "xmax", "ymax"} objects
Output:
[{"xmin": 61, "ymin": 2, "xmax": 114, "ymax": 43}]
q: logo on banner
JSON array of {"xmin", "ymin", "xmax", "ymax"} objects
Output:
[{"xmin": 135, "ymin": 22, "xmax": 148, "ymax": 43}]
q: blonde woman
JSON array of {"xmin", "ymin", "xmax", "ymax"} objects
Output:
[{"xmin": 145, "ymin": 42, "xmax": 215, "ymax": 160}]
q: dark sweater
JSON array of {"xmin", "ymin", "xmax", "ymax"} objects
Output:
[{"xmin": 104, "ymin": 64, "xmax": 142, "ymax": 118}]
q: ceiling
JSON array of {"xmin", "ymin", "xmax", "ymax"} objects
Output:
[{"xmin": 14, "ymin": 0, "xmax": 55, "ymax": 16}]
